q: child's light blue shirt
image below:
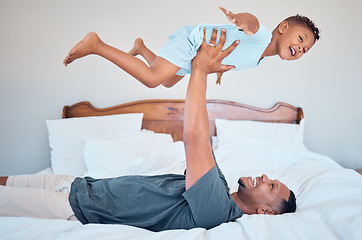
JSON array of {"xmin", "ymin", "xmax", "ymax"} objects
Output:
[{"xmin": 158, "ymin": 24, "xmax": 272, "ymax": 76}]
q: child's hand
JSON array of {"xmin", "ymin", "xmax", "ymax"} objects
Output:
[
  {"xmin": 219, "ymin": 6, "xmax": 259, "ymax": 36},
  {"xmin": 216, "ymin": 72, "xmax": 223, "ymax": 85}
]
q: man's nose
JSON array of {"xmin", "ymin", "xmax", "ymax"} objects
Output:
[{"xmin": 261, "ymin": 174, "xmax": 271, "ymax": 183}]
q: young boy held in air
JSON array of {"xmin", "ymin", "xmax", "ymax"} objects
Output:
[{"xmin": 63, "ymin": 6, "xmax": 320, "ymax": 87}]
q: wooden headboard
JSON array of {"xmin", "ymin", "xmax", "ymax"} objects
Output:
[{"xmin": 63, "ymin": 99, "xmax": 304, "ymax": 142}]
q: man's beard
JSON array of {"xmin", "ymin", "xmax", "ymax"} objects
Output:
[
  {"xmin": 237, "ymin": 179, "xmax": 247, "ymax": 197},
  {"xmin": 238, "ymin": 178, "xmax": 246, "ymax": 188}
]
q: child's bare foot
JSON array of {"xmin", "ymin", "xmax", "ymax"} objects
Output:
[
  {"xmin": 63, "ymin": 32, "xmax": 102, "ymax": 66},
  {"xmin": 128, "ymin": 38, "xmax": 145, "ymax": 56}
]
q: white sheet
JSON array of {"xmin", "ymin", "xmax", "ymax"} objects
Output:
[{"xmin": 1, "ymin": 140, "xmax": 362, "ymax": 240}]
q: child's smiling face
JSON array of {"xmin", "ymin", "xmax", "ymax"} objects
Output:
[{"xmin": 276, "ymin": 22, "xmax": 315, "ymax": 60}]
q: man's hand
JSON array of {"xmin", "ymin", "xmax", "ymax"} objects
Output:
[
  {"xmin": 219, "ymin": 6, "xmax": 259, "ymax": 36},
  {"xmin": 192, "ymin": 27, "xmax": 239, "ymax": 75}
]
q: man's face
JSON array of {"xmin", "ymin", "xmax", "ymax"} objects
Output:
[
  {"xmin": 277, "ymin": 23, "xmax": 315, "ymax": 61},
  {"xmin": 237, "ymin": 174, "xmax": 290, "ymax": 214}
]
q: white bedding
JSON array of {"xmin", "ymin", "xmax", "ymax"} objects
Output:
[{"xmin": 1, "ymin": 139, "xmax": 362, "ymax": 239}]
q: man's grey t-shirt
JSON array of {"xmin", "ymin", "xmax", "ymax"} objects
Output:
[{"xmin": 69, "ymin": 163, "xmax": 243, "ymax": 232}]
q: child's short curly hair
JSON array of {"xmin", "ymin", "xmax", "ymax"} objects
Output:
[{"xmin": 284, "ymin": 15, "xmax": 320, "ymax": 42}]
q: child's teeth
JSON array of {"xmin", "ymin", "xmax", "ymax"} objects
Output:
[{"xmin": 290, "ymin": 47, "xmax": 295, "ymax": 56}]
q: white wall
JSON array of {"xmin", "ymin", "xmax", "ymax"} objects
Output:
[{"xmin": 1, "ymin": 0, "xmax": 361, "ymax": 175}]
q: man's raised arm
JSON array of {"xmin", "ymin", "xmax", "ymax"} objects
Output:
[{"xmin": 184, "ymin": 28, "xmax": 238, "ymax": 190}]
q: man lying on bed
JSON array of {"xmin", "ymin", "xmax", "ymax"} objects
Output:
[{"xmin": 0, "ymin": 28, "xmax": 296, "ymax": 232}]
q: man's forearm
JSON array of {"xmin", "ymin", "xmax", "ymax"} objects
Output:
[
  {"xmin": 184, "ymin": 67, "xmax": 209, "ymax": 143},
  {"xmin": 183, "ymin": 62, "xmax": 215, "ymax": 190}
]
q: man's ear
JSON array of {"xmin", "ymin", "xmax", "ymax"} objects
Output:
[
  {"xmin": 278, "ymin": 21, "xmax": 288, "ymax": 34},
  {"xmin": 257, "ymin": 207, "xmax": 276, "ymax": 215}
]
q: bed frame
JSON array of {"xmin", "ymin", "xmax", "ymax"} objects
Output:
[{"xmin": 63, "ymin": 100, "xmax": 304, "ymax": 141}]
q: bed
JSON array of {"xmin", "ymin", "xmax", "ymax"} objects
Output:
[{"xmin": 1, "ymin": 99, "xmax": 361, "ymax": 240}]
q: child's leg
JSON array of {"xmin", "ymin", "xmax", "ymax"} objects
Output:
[
  {"xmin": 162, "ymin": 75, "xmax": 185, "ymax": 88},
  {"xmin": 63, "ymin": 32, "xmax": 182, "ymax": 88},
  {"xmin": 128, "ymin": 38, "xmax": 185, "ymax": 88},
  {"xmin": 128, "ymin": 38, "xmax": 156, "ymax": 66}
]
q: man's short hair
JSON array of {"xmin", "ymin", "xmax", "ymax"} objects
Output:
[
  {"xmin": 279, "ymin": 190, "xmax": 297, "ymax": 214},
  {"xmin": 284, "ymin": 14, "xmax": 320, "ymax": 42}
]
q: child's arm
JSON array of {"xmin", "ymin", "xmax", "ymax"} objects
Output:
[{"xmin": 219, "ymin": 6, "xmax": 259, "ymax": 36}]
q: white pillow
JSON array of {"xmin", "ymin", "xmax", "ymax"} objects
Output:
[
  {"xmin": 215, "ymin": 139, "xmax": 307, "ymax": 193},
  {"xmin": 46, "ymin": 113, "xmax": 143, "ymax": 176},
  {"xmin": 215, "ymin": 118, "xmax": 305, "ymax": 148},
  {"xmin": 83, "ymin": 131, "xmax": 184, "ymax": 178}
]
